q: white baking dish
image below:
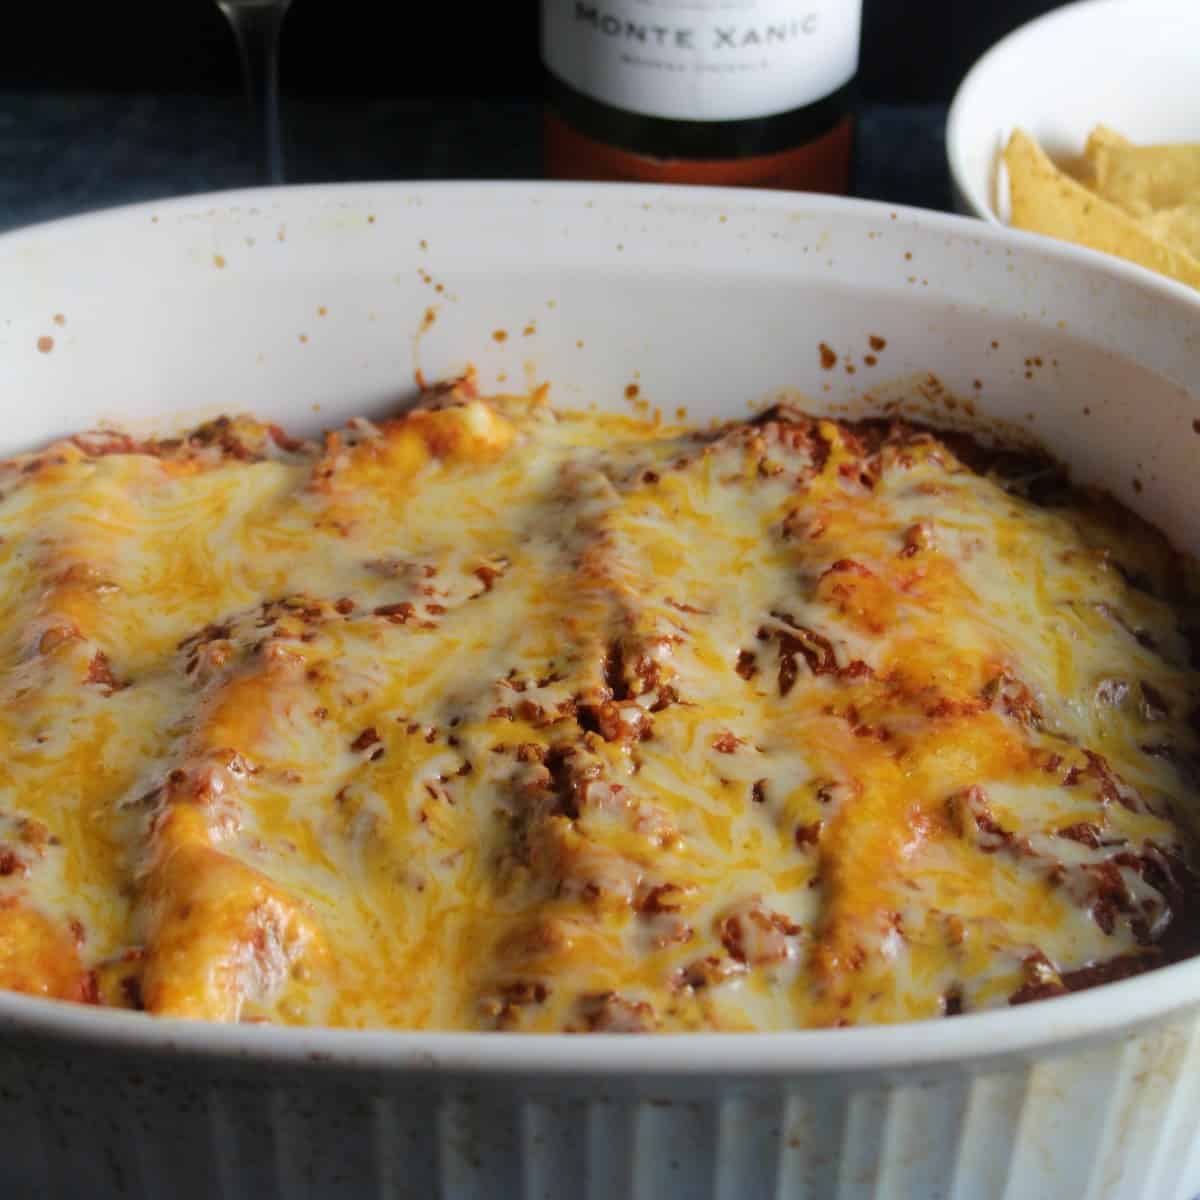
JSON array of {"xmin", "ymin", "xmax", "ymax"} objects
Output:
[{"xmin": 1, "ymin": 183, "xmax": 1199, "ymax": 1200}]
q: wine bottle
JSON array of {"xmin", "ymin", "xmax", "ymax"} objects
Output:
[{"xmin": 541, "ymin": 1, "xmax": 862, "ymax": 191}]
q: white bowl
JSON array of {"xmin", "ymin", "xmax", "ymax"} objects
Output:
[
  {"xmin": 947, "ymin": 0, "xmax": 1200, "ymax": 223},
  {"xmin": 2, "ymin": 183, "xmax": 1200, "ymax": 1200}
]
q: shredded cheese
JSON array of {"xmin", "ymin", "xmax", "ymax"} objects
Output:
[{"xmin": 0, "ymin": 382, "xmax": 1197, "ymax": 1031}]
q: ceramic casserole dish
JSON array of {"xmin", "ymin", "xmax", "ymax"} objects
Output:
[{"xmin": 2, "ymin": 183, "xmax": 1200, "ymax": 1200}]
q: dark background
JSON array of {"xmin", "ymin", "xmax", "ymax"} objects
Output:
[
  {"xmin": 0, "ymin": 0, "xmax": 1072, "ymax": 230},
  {"xmin": 3, "ymin": 1, "xmax": 1064, "ymax": 104}
]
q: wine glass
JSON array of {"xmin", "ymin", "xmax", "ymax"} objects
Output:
[{"xmin": 215, "ymin": 0, "xmax": 294, "ymax": 184}]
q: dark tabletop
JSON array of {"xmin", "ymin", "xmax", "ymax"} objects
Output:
[{"xmin": 0, "ymin": 94, "xmax": 950, "ymax": 234}]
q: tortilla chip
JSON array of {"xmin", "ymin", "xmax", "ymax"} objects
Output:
[
  {"xmin": 1072, "ymin": 125, "xmax": 1127, "ymax": 188},
  {"xmin": 1004, "ymin": 128, "xmax": 1200, "ymax": 289},
  {"xmin": 1084, "ymin": 128, "xmax": 1200, "ymax": 215},
  {"xmin": 1085, "ymin": 125, "xmax": 1133, "ymax": 154},
  {"xmin": 1144, "ymin": 203, "xmax": 1200, "ymax": 259}
]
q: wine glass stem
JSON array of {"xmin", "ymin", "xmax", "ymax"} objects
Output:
[{"xmin": 220, "ymin": 1, "xmax": 291, "ymax": 184}]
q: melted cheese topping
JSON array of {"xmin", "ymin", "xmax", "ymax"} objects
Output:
[{"xmin": 0, "ymin": 382, "xmax": 1198, "ymax": 1030}]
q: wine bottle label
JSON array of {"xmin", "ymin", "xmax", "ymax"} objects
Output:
[{"xmin": 541, "ymin": 0, "xmax": 861, "ymax": 122}]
